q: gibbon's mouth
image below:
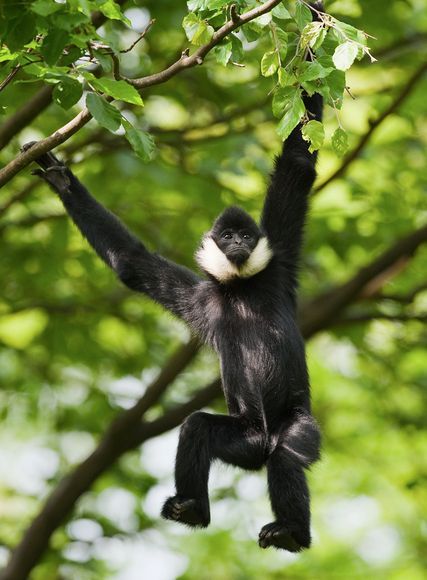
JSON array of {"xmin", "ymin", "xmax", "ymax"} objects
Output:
[{"xmin": 226, "ymin": 248, "xmax": 249, "ymax": 266}]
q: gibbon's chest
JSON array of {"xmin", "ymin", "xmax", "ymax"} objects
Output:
[{"xmin": 201, "ymin": 285, "xmax": 283, "ymax": 349}]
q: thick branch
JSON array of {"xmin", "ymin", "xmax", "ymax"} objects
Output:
[
  {"xmin": 369, "ymin": 281, "xmax": 427, "ymax": 304},
  {"xmin": 299, "ymin": 223, "xmax": 427, "ymax": 337},
  {"xmin": 0, "ymin": 181, "xmax": 38, "ymax": 217},
  {"xmin": 0, "ymin": 0, "xmax": 281, "ymax": 189},
  {"xmin": 0, "ymin": 338, "xmax": 201, "ymax": 580},
  {"xmin": 0, "ymin": 109, "xmax": 93, "ymax": 188},
  {"xmin": 374, "ymin": 32, "xmax": 427, "ymax": 60},
  {"xmin": 315, "ymin": 61, "xmax": 427, "ymax": 193},
  {"xmin": 0, "ymin": 86, "xmax": 54, "ymax": 151}
]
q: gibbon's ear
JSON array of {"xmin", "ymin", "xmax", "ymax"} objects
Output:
[{"xmin": 196, "ymin": 235, "xmax": 273, "ymax": 283}]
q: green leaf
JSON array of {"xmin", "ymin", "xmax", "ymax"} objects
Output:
[
  {"xmin": 53, "ymin": 77, "xmax": 83, "ymax": 110},
  {"xmin": 30, "ymin": 0, "xmax": 62, "ymax": 16},
  {"xmin": 261, "ymin": 50, "xmax": 279, "ymax": 77},
  {"xmin": 274, "ymin": 27, "xmax": 288, "ymax": 59},
  {"xmin": 272, "ymin": 3, "xmax": 292, "ymax": 20},
  {"xmin": 92, "ymin": 49, "xmax": 113, "ymax": 73},
  {"xmin": 294, "ymin": 2, "xmax": 312, "ymax": 31},
  {"xmin": 213, "ymin": 41, "xmax": 232, "ymax": 66},
  {"xmin": 206, "ymin": 0, "xmax": 230, "ymax": 8},
  {"xmin": 0, "ymin": 47, "xmax": 18, "ymax": 63},
  {"xmin": 91, "ymin": 79, "xmax": 143, "ymax": 106},
  {"xmin": 301, "ymin": 21, "xmax": 326, "ymax": 50},
  {"xmin": 122, "ymin": 120, "xmax": 155, "ymax": 162},
  {"xmin": 242, "ymin": 22, "xmax": 263, "ymax": 42},
  {"xmin": 272, "ymin": 86, "xmax": 296, "ymax": 118},
  {"xmin": 86, "ymin": 93, "xmax": 122, "ymax": 133},
  {"xmin": 183, "ymin": 13, "xmax": 214, "ymax": 45},
  {"xmin": 302, "ymin": 119, "xmax": 325, "ymax": 152},
  {"xmin": 278, "ymin": 67, "xmax": 286, "ymax": 87},
  {"xmin": 3, "ymin": 15, "xmax": 36, "ymax": 52},
  {"xmin": 299, "ymin": 61, "xmax": 333, "ymax": 82},
  {"xmin": 41, "ymin": 30, "xmax": 69, "ymax": 66},
  {"xmin": 276, "ymin": 90, "xmax": 305, "ymax": 140},
  {"xmin": 326, "ymin": 69, "xmax": 346, "ymax": 107},
  {"xmin": 333, "ymin": 19, "xmax": 363, "ymax": 43},
  {"xmin": 230, "ymin": 34, "xmax": 244, "ymax": 61},
  {"xmin": 331, "ymin": 127, "xmax": 349, "ymax": 157},
  {"xmin": 183, "ymin": 13, "xmax": 199, "ymax": 41},
  {"xmin": 332, "ymin": 41, "xmax": 359, "ymax": 71},
  {"xmin": 187, "ymin": 0, "xmax": 208, "ymax": 9},
  {"xmin": 97, "ymin": 0, "xmax": 130, "ymax": 24},
  {"xmin": 252, "ymin": 13, "xmax": 272, "ymax": 28},
  {"xmin": 193, "ymin": 20, "xmax": 214, "ymax": 45},
  {"xmin": 51, "ymin": 12, "xmax": 89, "ymax": 30},
  {"xmin": 59, "ymin": 46, "xmax": 83, "ymax": 66}
]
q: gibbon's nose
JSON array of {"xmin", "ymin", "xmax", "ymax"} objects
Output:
[{"xmin": 234, "ymin": 234, "xmax": 242, "ymax": 245}]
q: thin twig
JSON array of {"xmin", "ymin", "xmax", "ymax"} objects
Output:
[
  {"xmin": 315, "ymin": 61, "xmax": 427, "ymax": 193},
  {"xmin": 120, "ymin": 19, "xmax": 155, "ymax": 53}
]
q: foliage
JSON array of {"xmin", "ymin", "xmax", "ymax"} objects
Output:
[
  {"xmin": 0, "ymin": 0, "xmax": 426, "ymax": 579},
  {"xmin": 0, "ymin": 0, "xmax": 372, "ymax": 159}
]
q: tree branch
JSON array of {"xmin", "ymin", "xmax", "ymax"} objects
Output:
[
  {"xmin": 299, "ymin": 223, "xmax": 427, "ymax": 337},
  {"xmin": 126, "ymin": 0, "xmax": 282, "ymax": 90},
  {"xmin": 0, "ymin": 0, "xmax": 281, "ymax": 190},
  {"xmin": 0, "ymin": 181, "xmax": 39, "ymax": 217},
  {"xmin": 333, "ymin": 313, "xmax": 427, "ymax": 325},
  {"xmin": 373, "ymin": 32, "xmax": 427, "ymax": 61},
  {"xmin": 369, "ymin": 281, "xmax": 427, "ymax": 304},
  {"xmin": 315, "ymin": 61, "xmax": 427, "ymax": 193},
  {"xmin": 0, "ymin": 0, "xmax": 127, "ymax": 152},
  {"xmin": 0, "ymin": 85, "xmax": 54, "ymax": 151},
  {"xmin": 0, "ymin": 338, "xmax": 201, "ymax": 580}
]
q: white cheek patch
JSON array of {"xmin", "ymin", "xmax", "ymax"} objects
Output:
[
  {"xmin": 196, "ymin": 236, "xmax": 238, "ymax": 282},
  {"xmin": 196, "ymin": 236, "xmax": 273, "ymax": 283},
  {"xmin": 239, "ymin": 237, "xmax": 273, "ymax": 279}
]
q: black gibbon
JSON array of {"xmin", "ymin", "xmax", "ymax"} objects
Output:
[{"xmin": 25, "ymin": 6, "xmax": 323, "ymax": 554}]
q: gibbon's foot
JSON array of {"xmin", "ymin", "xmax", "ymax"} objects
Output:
[
  {"xmin": 161, "ymin": 496, "xmax": 210, "ymax": 528},
  {"xmin": 22, "ymin": 142, "xmax": 72, "ymax": 193},
  {"xmin": 258, "ymin": 522, "xmax": 309, "ymax": 552}
]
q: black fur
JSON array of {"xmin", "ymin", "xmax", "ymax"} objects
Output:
[{"xmin": 26, "ymin": 32, "xmax": 323, "ymax": 555}]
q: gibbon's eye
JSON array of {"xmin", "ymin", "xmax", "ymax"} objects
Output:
[
  {"xmin": 241, "ymin": 231, "xmax": 252, "ymax": 240},
  {"xmin": 221, "ymin": 232, "xmax": 233, "ymax": 240}
]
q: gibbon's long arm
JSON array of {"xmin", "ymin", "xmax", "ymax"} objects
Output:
[
  {"xmin": 261, "ymin": 1, "xmax": 323, "ymax": 283},
  {"xmin": 260, "ymin": 92, "xmax": 322, "ymax": 279},
  {"xmin": 26, "ymin": 146, "xmax": 201, "ymax": 320}
]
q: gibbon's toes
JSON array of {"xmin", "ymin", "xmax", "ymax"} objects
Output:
[
  {"xmin": 161, "ymin": 496, "xmax": 210, "ymax": 528},
  {"xmin": 21, "ymin": 141, "xmax": 37, "ymax": 153},
  {"xmin": 258, "ymin": 522, "xmax": 308, "ymax": 552}
]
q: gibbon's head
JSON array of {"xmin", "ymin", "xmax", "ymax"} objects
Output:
[{"xmin": 196, "ymin": 206, "xmax": 273, "ymax": 283}]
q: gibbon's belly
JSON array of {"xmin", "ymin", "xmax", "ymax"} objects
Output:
[{"xmin": 217, "ymin": 324, "xmax": 285, "ymax": 388}]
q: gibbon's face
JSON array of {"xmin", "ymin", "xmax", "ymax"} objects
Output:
[
  {"xmin": 214, "ymin": 226, "xmax": 259, "ymax": 266},
  {"xmin": 196, "ymin": 206, "xmax": 273, "ymax": 283}
]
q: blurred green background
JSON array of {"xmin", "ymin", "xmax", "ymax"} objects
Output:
[{"xmin": 0, "ymin": 0, "xmax": 426, "ymax": 578}]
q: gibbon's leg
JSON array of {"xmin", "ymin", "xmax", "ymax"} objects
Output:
[
  {"xmin": 162, "ymin": 412, "xmax": 268, "ymax": 528},
  {"xmin": 259, "ymin": 410, "xmax": 320, "ymax": 551}
]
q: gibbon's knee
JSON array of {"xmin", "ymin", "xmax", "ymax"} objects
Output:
[
  {"xmin": 278, "ymin": 412, "xmax": 321, "ymax": 468},
  {"xmin": 180, "ymin": 411, "xmax": 209, "ymax": 439}
]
